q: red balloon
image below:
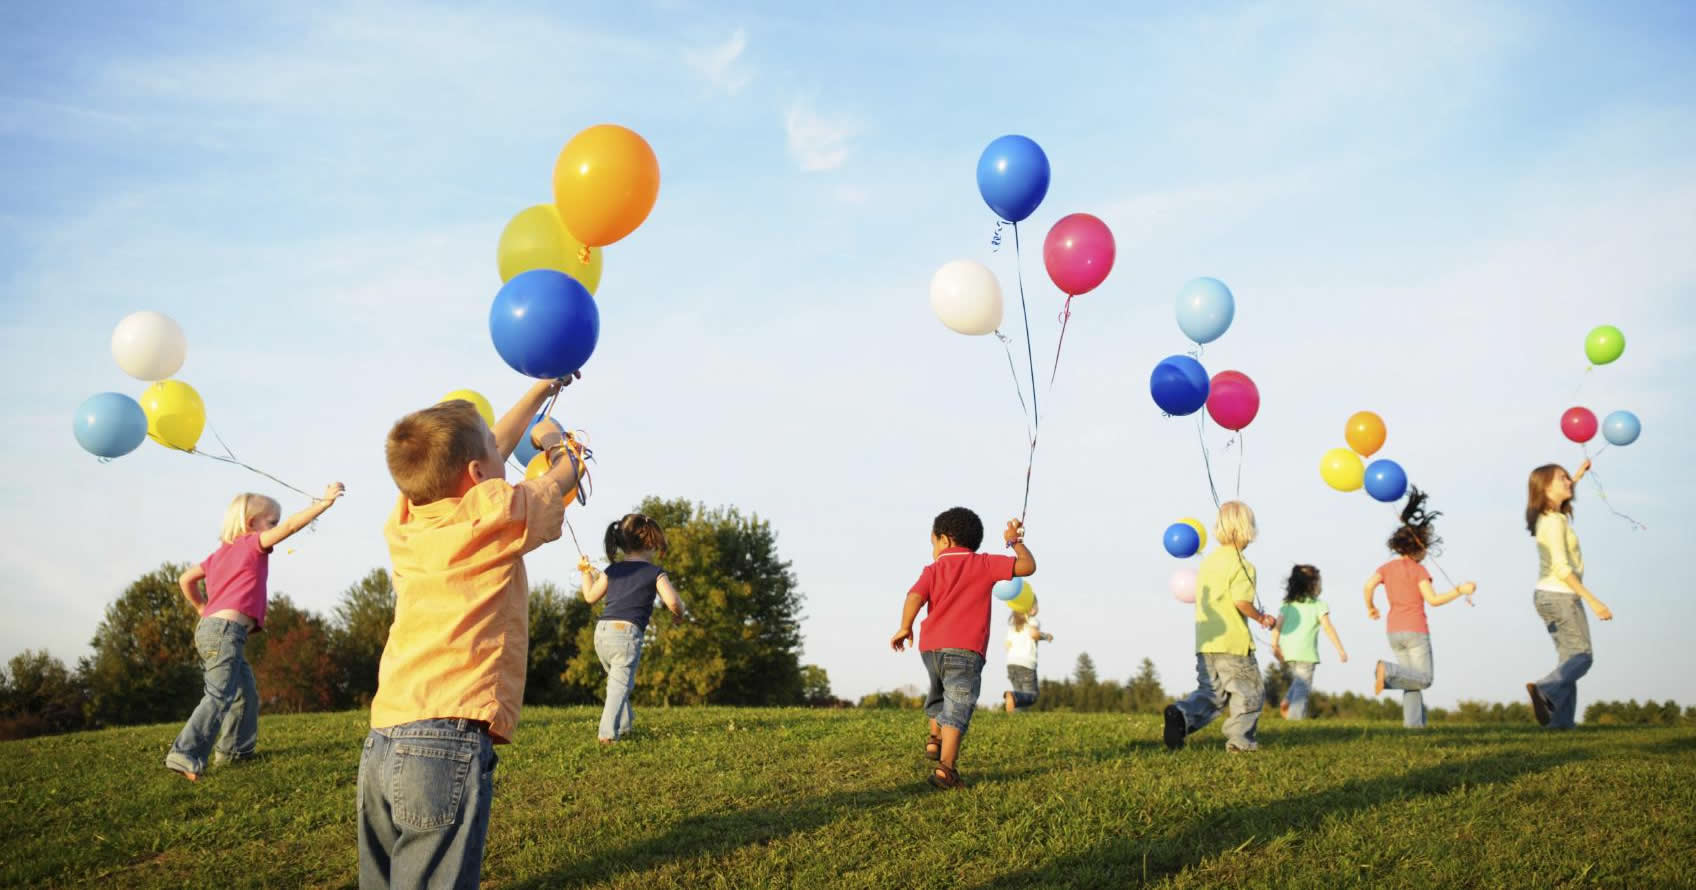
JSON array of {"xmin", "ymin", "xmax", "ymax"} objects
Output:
[
  {"xmin": 1561, "ymin": 406, "xmax": 1597, "ymax": 444},
  {"xmin": 1042, "ymin": 213, "xmax": 1116, "ymax": 296},
  {"xmin": 1206, "ymin": 370, "xmax": 1260, "ymax": 431}
]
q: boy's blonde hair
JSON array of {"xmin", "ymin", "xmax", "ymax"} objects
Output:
[
  {"xmin": 1009, "ymin": 611, "xmax": 1028, "ymax": 632},
  {"xmin": 386, "ymin": 400, "xmax": 490, "ymax": 505},
  {"xmin": 1214, "ymin": 501, "xmax": 1258, "ymax": 549},
  {"xmin": 221, "ymin": 493, "xmax": 281, "ymax": 544}
]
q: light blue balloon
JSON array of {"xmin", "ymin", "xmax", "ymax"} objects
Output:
[
  {"xmin": 1175, "ymin": 277, "xmax": 1235, "ymax": 344},
  {"xmin": 512, "ymin": 413, "xmax": 547, "ymax": 467},
  {"xmin": 73, "ymin": 392, "xmax": 148, "ymax": 458},
  {"xmin": 992, "ymin": 578, "xmax": 1025, "ymax": 601},
  {"xmin": 1602, "ymin": 410, "xmax": 1641, "ymax": 447}
]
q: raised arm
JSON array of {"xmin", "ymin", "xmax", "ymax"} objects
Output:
[
  {"xmin": 259, "ymin": 483, "xmax": 345, "ymax": 551},
  {"xmin": 1320, "ymin": 613, "xmax": 1348, "ymax": 662},
  {"xmin": 1363, "ymin": 572, "xmax": 1383, "ymax": 620},
  {"xmin": 1571, "ymin": 458, "xmax": 1591, "ymax": 485},
  {"xmin": 1419, "ymin": 578, "xmax": 1476, "ymax": 608},
  {"xmin": 1004, "ymin": 520, "xmax": 1036, "ymax": 575},
  {"xmin": 493, "ymin": 375, "xmax": 578, "ymax": 459}
]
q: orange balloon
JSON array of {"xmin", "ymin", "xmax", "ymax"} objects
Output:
[
  {"xmin": 552, "ymin": 124, "xmax": 660, "ymax": 249},
  {"xmin": 1345, "ymin": 411, "xmax": 1387, "ymax": 457}
]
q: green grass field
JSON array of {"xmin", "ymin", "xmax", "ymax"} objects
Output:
[{"xmin": 2, "ymin": 706, "xmax": 1692, "ymax": 888}]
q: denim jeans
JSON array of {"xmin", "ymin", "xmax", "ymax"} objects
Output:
[
  {"xmin": 1172, "ymin": 653, "xmax": 1263, "ymax": 750},
  {"xmin": 358, "ymin": 718, "xmax": 497, "ymax": 890},
  {"xmin": 1534, "ymin": 591, "xmax": 1593, "ymax": 729},
  {"xmin": 1007, "ymin": 664, "xmax": 1038, "ymax": 711},
  {"xmin": 922, "ymin": 648, "xmax": 985, "ymax": 734},
  {"xmin": 165, "ymin": 617, "xmax": 258, "ymax": 774},
  {"xmin": 1283, "ymin": 661, "xmax": 1316, "ymax": 720},
  {"xmin": 1382, "ymin": 631, "xmax": 1433, "ymax": 728},
  {"xmin": 595, "ymin": 620, "xmax": 644, "ymax": 741}
]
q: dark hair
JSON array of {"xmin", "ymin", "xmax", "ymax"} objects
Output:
[
  {"xmin": 1284, "ymin": 564, "xmax": 1321, "ymax": 603},
  {"xmin": 1525, "ymin": 464, "xmax": 1573, "ymax": 536},
  {"xmin": 605, "ymin": 513, "xmax": 668, "ymax": 562},
  {"xmin": 1387, "ymin": 486, "xmax": 1443, "ymax": 558},
  {"xmin": 932, "ymin": 507, "xmax": 984, "ymax": 551}
]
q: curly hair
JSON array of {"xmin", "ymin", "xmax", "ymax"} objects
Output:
[
  {"xmin": 1387, "ymin": 486, "xmax": 1443, "ymax": 558},
  {"xmin": 1284, "ymin": 564, "xmax": 1321, "ymax": 603},
  {"xmin": 932, "ymin": 507, "xmax": 984, "ymax": 551}
]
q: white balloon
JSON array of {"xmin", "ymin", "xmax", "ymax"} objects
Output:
[
  {"xmin": 929, "ymin": 259, "xmax": 1002, "ymax": 336},
  {"xmin": 1170, "ymin": 568, "xmax": 1198, "ymax": 604},
  {"xmin": 111, "ymin": 311, "xmax": 187, "ymax": 381}
]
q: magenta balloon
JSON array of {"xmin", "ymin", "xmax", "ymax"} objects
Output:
[
  {"xmin": 1561, "ymin": 406, "xmax": 1597, "ymax": 444},
  {"xmin": 1042, "ymin": 213, "xmax": 1116, "ymax": 296},
  {"xmin": 1206, "ymin": 370, "xmax": 1260, "ymax": 431}
]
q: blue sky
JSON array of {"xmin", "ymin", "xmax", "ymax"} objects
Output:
[{"xmin": 4, "ymin": 1, "xmax": 1694, "ymax": 712}]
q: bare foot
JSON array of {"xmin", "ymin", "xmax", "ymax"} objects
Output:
[
  {"xmin": 1280, "ymin": 700, "xmax": 1290, "ymax": 719},
  {"xmin": 1004, "ymin": 691, "xmax": 1015, "ymax": 714},
  {"xmin": 1373, "ymin": 661, "xmax": 1386, "ymax": 696},
  {"xmin": 170, "ymin": 767, "xmax": 198, "ymax": 782}
]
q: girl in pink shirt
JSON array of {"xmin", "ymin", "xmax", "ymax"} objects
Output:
[
  {"xmin": 1362, "ymin": 488, "xmax": 1476, "ymax": 728},
  {"xmin": 165, "ymin": 484, "xmax": 343, "ymax": 780}
]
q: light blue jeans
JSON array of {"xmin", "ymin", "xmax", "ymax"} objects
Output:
[
  {"xmin": 595, "ymin": 620, "xmax": 644, "ymax": 741},
  {"xmin": 1007, "ymin": 664, "xmax": 1039, "ymax": 711},
  {"xmin": 1382, "ymin": 631, "xmax": 1433, "ymax": 728},
  {"xmin": 1172, "ymin": 653, "xmax": 1263, "ymax": 750},
  {"xmin": 165, "ymin": 617, "xmax": 259, "ymax": 775},
  {"xmin": 358, "ymin": 718, "xmax": 497, "ymax": 890},
  {"xmin": 922, "ymin": 648, "xmax": 986, "ymax": 734},
  {"xmin": 1283, "ymin": 661, "xmax": 1316, "ymax": 720},
  {"xmin": 1533, "ymin": 590, "xmax": 1593, "ymax": 729}
]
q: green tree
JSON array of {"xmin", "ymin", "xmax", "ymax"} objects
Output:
[
  {"xmin": 80, "ymin": 563, "xmax": 202, "ymax": 728},
  {"xmin": 1263, "ymin": 659, "xmax": 1293, "ymax": 707},
  {"xmin": 800, "ymin": 664, "xmax": 833, "ymax": 705},
  {"xmin": 1073, "ymin": 652, "xmax": 1098, "ymax": 687},
  {"xmin": 526, "ymin": 581, "xmax": 598, "ymax": 706},
  {"xmin": 0, "ymin": 650, "xmax": 89, "ymax": 739},
  {"xmin": 331, "ymin": 568, "xmax": 395, "ymax": 706},
  {"xmin": 1126, "ymin": 658, "xmax": 1168, "ymax": 713}
]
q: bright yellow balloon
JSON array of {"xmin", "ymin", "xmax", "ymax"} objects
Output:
[
  {"xmin": 523, "ymin": 451, "xmax": 583, "ymax": 505},
  {"xmin": 140, "ymin": 379, "xmax": 205, "ymax": 451},
  {"xmin": 552, "ymin": 124, "xmax": 660, "ymax": 248},
  {"xmin": 439, "ymin": 389, "xmax": 496, "ymax": 429},
  {"xmin": 495, "ymin": 204, "xmax": 604, "ymax": 293},
  {"xmin": 1008, "ymin": 582, "xmax": 1037, "ymax": 614},
  {"xmin": 1320, "ymin": 447, "xmax": 1365, "ymax": 492},
  {"xmin": 1180, "ymin": 518, "xmax": 1208, "ymax": 551}
]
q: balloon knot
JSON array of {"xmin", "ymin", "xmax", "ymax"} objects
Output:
[
  {"xmin": 990, "ymin": 220, "xmax": 1005, "ymax": 252},
  {"xmin": 579, "ymin": 246, "xmax": 592, "ymax": 264}
]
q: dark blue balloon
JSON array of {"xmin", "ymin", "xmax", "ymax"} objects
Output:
[
  {"xmin": 489, "ymin": 270, "xmax": 600, "ymax": 380},
  {"xmin": 1150, "ymin": 355, "xmax": 1210, "ymax": 416},
  {"xmin": 976, "ymin": 135, "xmax": 1050, "ymax": 223},
  {"xmin": 73, "ymin": 392, "xmax": 147, "ymax": 458},
  {"xmin": 1163, "ymin": 522, "xmax": 1201, "ymax": 558},
  {"xmin": 1364, "ymin": 459, "xmax": 1408, "ymax": 503}
]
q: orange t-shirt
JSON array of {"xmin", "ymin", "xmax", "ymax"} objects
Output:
[{"xmin": 370, "ymin": 476, "xmax": 563, "ymax": 743}]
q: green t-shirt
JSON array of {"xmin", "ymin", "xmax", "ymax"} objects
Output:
[
  {"xmin": 1195, "ymin": 547, "xmax": 1257, "ymax": 655},
  {"xmin": 1277, "ymin": 600, "xmax": 1329, "ymax": 663}
]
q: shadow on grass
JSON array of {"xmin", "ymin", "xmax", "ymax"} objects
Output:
[
  {"xmin": 1638, "ymin": 734, "xmax": 1696, "ymax": 756},
  {"xmin": 966, "ymin": 748, "xmax": 1589, "ymax": 889}
]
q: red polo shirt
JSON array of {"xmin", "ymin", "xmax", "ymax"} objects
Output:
[{"xmin": 911, "ymin": 547, "xmax": 1018, "ymax": 657}]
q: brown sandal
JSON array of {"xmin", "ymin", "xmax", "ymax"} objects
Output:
[
  {"xmin": 924, "ymin": 733, "xmax": 942, "ymax": 761},
  {"xmin": 928, "ymin": 762, "xmax": 966, "ymax": 790}
]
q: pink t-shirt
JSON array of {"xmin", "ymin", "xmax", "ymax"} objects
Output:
[
  {"xmin": 910, "ymin": 548, "xmax": 1017, "ymax": 657},
  {"xmin": 201, "ymin": 534, "xmax": 272, "ymax": 628},
  {"xmin": 1378, "ymin": 557, "xmax": 1432, "ymax": 634}
]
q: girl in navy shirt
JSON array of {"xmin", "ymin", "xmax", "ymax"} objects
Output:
[{"xmin": 579, "ymin": 513, "xmax": 686, "ymax": 743}]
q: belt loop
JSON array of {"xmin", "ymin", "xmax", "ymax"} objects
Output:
[{"xmin": 452, "ymin": 717, "xmax": 468, "ymax": 732}]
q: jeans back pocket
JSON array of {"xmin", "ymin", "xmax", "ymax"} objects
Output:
[{"xmin": 390, "ymin": 741, "xmax": 476, "ymax": 831}]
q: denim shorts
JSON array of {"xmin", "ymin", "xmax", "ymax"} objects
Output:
[{"xmin": 921, "ymin": 648, "xmax": 985, "ymax": 733}]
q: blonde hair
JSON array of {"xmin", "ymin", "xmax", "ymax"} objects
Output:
[
  {"xmin": 385, "ymin": 400, "xmax": 490, "ymax": 505},
  {"xmin": 1009, "ymin": 611, "xmax": 1028, "ymax": 632},
  {"xmin": 1214, "ymin": 501, "xmax": 1258, "ymax": 549},
  {"xmin": 221, "ymin": 493, "xmax": 281, "ymax": 544}
]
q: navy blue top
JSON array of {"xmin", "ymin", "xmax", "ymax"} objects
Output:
[{"xmin": 599, "ymin": 561, "xmax": 667, "ymax": 630}]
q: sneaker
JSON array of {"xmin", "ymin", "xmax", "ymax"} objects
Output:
[
  {"xmin": 1226, "ymin": 742, "xmax": 1259, "ymax": 753},
  {"xmin": 1526, "ymin": 683, "xmax": 1552, "ymax": 727},
  {"xmin": 1163, "ymin": 705, "xmax": 1187, "ymax": 751}
]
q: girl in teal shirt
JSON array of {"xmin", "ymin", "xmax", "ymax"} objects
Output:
[{"xmin": 1272, "ymin": 565, "xmax": 1348, "ymax": 720}]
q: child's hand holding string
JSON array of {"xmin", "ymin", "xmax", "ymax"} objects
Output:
[{"xmin": 1003, "ymin": 520, "xmax": 1025, "ymax": 546}]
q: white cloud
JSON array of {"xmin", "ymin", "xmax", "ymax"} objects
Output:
[
  {"xmin": 784, "ymin": 100, "xmax": 854, "ymax": 172},
  {"xmin": 685, "ymin": 28, "xmax": 752, "ymax": 95}
]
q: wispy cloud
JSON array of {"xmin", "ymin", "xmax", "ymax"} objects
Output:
[
  {"xmin": 685, "ymin": 28, "xmax": 751, "ymax": 95},
  {"xmin": 784, "ymin": 100, "xmax": 853, "ymax": 172}
]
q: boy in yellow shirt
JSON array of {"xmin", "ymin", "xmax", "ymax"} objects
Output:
[{"xmin": 357, "ymin": 377, "xmax": 582, "ymax": 889}]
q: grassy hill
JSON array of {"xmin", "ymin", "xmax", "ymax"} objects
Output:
[{"xmin": 2, "ymin": 706, "xmax": 1692, "ymax": 888}]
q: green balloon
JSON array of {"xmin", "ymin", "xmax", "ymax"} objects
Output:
[{"xmin": 1585, "ymin": 325, "xmax": 1625, "ymax": 365}]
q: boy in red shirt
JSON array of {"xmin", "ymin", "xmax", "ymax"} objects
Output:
[{"xmin": 890, "ymin": 507, "xmax": 1036, "ymax": 789}]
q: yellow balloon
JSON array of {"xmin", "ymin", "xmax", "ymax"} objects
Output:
[
  {"xmin": 439, "ymin": 389, "xmax": 496, "ymax": 429},
  {"xmin": 140, "ymin": 379, "xmax": 205, "ymax": 451},
  {"xmin": 1008, "ymin": 582, "xmax": 1037, "ymax": 614},
  {"xmin": 495, "ymin": 204, "xmax": 604, "ymax": 293},
  {"xmin": 1320, "ymin": 447, "xmax": 1366, "ymax": 492},
  {"xmin": 1180, "ymin": 518, "xmax": 1208, "ymax": 551},
  {"xmin": 523, "ymin": 451, "xmax": 584, "ymax": 505}
]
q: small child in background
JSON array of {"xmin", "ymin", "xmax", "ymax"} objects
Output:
[
  {"xmin": 1003, "ymin": 608, "xmax": 1053, "ymax": 713},
  {"xmin": 1271, "ymin": 565, "xmax": 1347, "ymax": 720},
  {"xmin": 1164, "ymin": 501, "xmax": 1277, "ymax": 752},
  {"xmin": 578, "ymin": 513, "xmax": 687, "ymax": 744},
  {"xmin": 165, "ymin": 484, "xmax": 343, "ymax": 781},
  {"xmin": 891, "ymin": 508, "xmax": 1035, "ymax": 790}
]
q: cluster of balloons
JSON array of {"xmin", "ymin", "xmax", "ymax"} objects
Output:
[
  {"xmin": 1562, "ymin": 325, "xmax": 1641, "ymax": 448},
  {"xmin": 1162, "ymin": 517, "xmax": 1207, "ymax": 604},
  {"xmin": 1149, "ymin": 280, "xmax": 1258, "ymax": 428},
  {"xmin": 1319, "ymin": 411, "xmax": 1407, "ymax": 502},
  {"xmin": 490, "ymin": 124, "xmax": 660, "ymax": 380},
  {"xmin": 74, "ymin": 311, "xmax": 208, "ymax": 459},
  {"xmin": 992, "ymin": 577, "xmax": 1038, "ymax": 614}
]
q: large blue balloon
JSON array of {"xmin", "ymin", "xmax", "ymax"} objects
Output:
[
  {"xmin": 1602, "ymin": 410, "xmax": 1641, "ymax": 446},
  {"xmin": 1150, "ymin": 355, "xmax": 1210, "ymax": 416},
  {"xmin": 73, "ymin": 392, "xmax": 147, "ymax": 458},
  {"xmin": 976, "ymin": 135, "xmax": 1050, "ymax": 223},
  {"xmin": 1364, "ymin": 459, "xmax": 1408, "ymax": 502},
  {"xmin": 490, "ymin": 269, "xmax": 601, "ymax": 380},
  {"xmin": 1163, "ymin": 522, "xmax": 1201, "ymax": 558},
  {"xmin": 992, "ymin": 577, "xmax": 1025, "ymax": 601},
  {"xmin": 1175, "ymin": 277, "xmax": 1235, "ymax": 344}
]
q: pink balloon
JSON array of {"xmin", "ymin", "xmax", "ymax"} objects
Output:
[
  {"xmin": 1042, "ymin": 213, "xmax": 1116, "ymax": 296},
  {"xmin": 1206, "ymin": 370, "xmax": 1260, "ymax": 431},
  {"xmin": 1170, "ymin": 568, "xmax": 1197, "ymax": 604},
  {"xmin": 1562, "ymin": 406, "xmax": 1597, "ymax": 444}
]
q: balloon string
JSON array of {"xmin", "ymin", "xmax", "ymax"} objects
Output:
[
  {"xmin": 994, "ymin": 330, "xmax": 1034, "ymax": 444},
  {"xmin": 1580, "ymin": 444, "xmax": 1645, "ymax": 530},
  {"xmin": 1195, "ymin": 412, "xmax": 1268, "ymax": 638},
  {"xmin": 1012, "ymin": 221, "xmax": 1041, "ymax": 527},
  {"xmin": 1236, "ymin": 430, "xmax": 1245, "ymax": 499},
  {"xmin": 990, "ymin": 220, "xmax": 1005, "ymax": 251},
  {"xmin": 193, "ymin": 428, "xmax": 321, "ymax": 502},
  {"xmin": 1047, "ymin": 295, "xmax": 1074, "ymax": 388},
  {"xmin": 1570, "ymin": 365, "xmax": 1592, "ymax": 403}
]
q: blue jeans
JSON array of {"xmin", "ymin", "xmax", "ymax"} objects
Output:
[
  {"xmin": 595, "ymin": 620, "xmax": 644, "ymax": 741},
  {"xmin": 922, "ymin": 648, "xmax": 984, "ymax": 734},
  {"xmin": 1534, "ymin": 591, "xmax": 1593, "ymax": 729},
  {"xmin": 1172, "ymin": 653, "xmax": 1263, "ymax": 750},
  {"xmin": 358, "ymin": 718, "xmax": 497, "ymax": 890},
  {"xmin": 165, "ymin": 617, "xmax": 258, "ymax": 774},
  {"xmin": 1283, "ymin": 661, "xmax": 1316, "ymax": 720},
  {"xmin": 1382, "ymin": 631, "xmax": 1433, "ymax": 728},
  {"xmin": 1007, "ymin": 664, "xmax": 1038, "ymax": 711}
]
